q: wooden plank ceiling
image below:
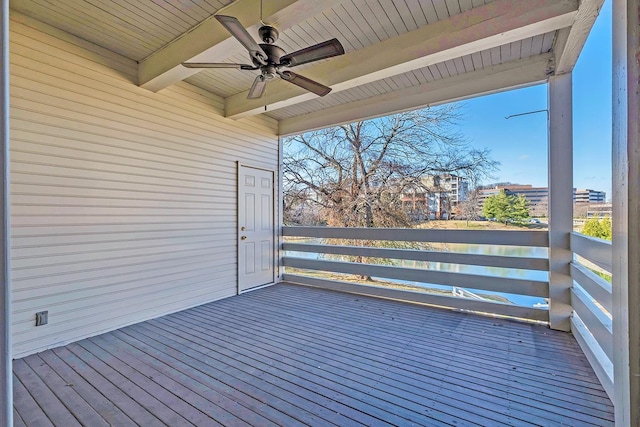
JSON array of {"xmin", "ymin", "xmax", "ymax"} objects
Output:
[{"xmin": 10, "ymin": 0, "xmax": 603, "ymax": 135}]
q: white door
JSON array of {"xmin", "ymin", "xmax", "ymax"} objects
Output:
[{"xmin": 238, "ymin": 164, "xmax": 275, "ymax": 292}]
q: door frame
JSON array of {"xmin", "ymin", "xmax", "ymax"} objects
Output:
[{"xmin": 237, "ymin": 162, "xmax": 277, "ymax": 294}]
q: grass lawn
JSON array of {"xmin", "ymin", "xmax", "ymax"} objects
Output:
[{"xmin": 415, "ymin": 219, "xmax": 547, "ymax": 230}]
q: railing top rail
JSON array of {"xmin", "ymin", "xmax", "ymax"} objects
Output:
[{"xmin": 283, "ymin": 226, "xmax": 549, "ymax": 247}]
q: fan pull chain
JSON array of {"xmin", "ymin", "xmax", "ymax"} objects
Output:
[{"xmin": 264, "ymin": 82, "xmax": 268, "ymax": 111}]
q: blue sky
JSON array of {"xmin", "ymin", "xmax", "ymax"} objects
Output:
[{"xmin": 460, "ymin": 0, "xmax": 612, "ymax": 198}]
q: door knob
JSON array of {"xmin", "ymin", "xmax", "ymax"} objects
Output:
[
  {"xmin": 241, "ymin": 236, "xmax": 247, "ymax": 240},
  {"xmin": 241, "ymin": 226, "xmax": 246, "ymax": 231}
]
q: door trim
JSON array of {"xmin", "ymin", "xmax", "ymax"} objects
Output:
[{"xmin": 237, "ymin": 162, "xmax": 276, "ymax": 294}]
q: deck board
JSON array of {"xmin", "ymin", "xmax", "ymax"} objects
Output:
[
  {"xmin": 160, "ymin": 312, "xmax": 516, "ymax": 426},
  {"xmin": 12, "ymin": 408, "xmax": 27, "ymax": 427},
  {"xmin": 175, "ymin": 302, "xmax": 521, "ymax": 425},
  {"xmin": 14, "ymin": 283, "xmax": 615, "ymax": 426},
  {"xmin": 138, "ymin": 319, "xmax": 448, "ymax": 426},
  {"xmin": 21, "ymin": 354, "xmax": 109, "ymax": 427},
  {"xmin": 90, "ymin": 333, "xmax": 290, "ymax": 427},
  {"xmin": 182, "ymin": 299, "xmax": 612, "ymax": 421},
  {"xmin": 37, "ymin": 349, "xmax": 137, "ymax": 426},
  {"xmin": 12, "ymin": 373, "xmax": 54, "ymax": 427},
  {"xmin": 184, "ymin": 290, "xmax": 608, "ymax": 426}
]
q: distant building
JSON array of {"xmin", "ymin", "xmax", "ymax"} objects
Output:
[
  {"xmin": 574, "ymin": 189, "xmax": 607, "ymax": 203},
  {"xmin": 427, "ymin": 174, "xmax": 469, "ymax": 210},
  {"xmin": 587, "ymin": 203, "xmax": 612, "ymax": 218},
  {"xmin": 411, "ymin": 181, "xmax": 607, "ymax": 220},
  {"xmin": 478, "ymin": 184, "xmax": 607, "ymax": 217},
  {"xmin": 400, "ymin": 174, "xmax": 469, "ymax": 220},
  {"xmin": 478, "ymin": 184, "xmax": 548, "ymax": 216}
]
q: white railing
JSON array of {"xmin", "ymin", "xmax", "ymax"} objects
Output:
[
  {"xmin": 569, "ymin": 232, "xmax": 614, "ymax": 400},
  {"xmin": 281, "ymin": 226, "xmax": 549, "ymax": 322}
]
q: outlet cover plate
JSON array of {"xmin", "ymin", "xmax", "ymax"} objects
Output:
[{"xmin": 35, "ymin": 311, "xmax": 48, "ymax": 326}]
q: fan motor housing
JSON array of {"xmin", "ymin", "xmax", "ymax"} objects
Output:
[
  {"xmin": 253, "ymin": 44, "xmax": 286, "ymax": 67},
  {"xmin": 258, "ymin": 25, "xmax": 279, "ymax": 43}
]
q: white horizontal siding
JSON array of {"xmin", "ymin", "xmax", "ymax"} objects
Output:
[{"xmin": 9, "ymin": 13, "xmax": 279, "ymax": 358}]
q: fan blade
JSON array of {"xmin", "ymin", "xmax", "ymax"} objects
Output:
[
  {"xmin": 215, "ymin": 15, "xmax": 267, "ymax": 64},
  {"xmin": 280, "ymin": 39, "xmax": 345, "ymax": 67},
  {"xmin": 182, "ymin": 62, "xmax": 257, "ymax": 70},
  {"xmin": 248, "ymin": 75, "xmax": 267, "ymax": 99},
  {"xmin": 278, "ymin": 71, "xmax": 331, "ymax": 96}
]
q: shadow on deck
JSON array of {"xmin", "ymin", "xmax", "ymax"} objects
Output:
[{"xmin": 13, "ymin": 283, "xmax": 614, "ymax": 426}]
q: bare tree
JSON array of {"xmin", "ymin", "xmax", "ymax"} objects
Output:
[
  {"xmin": 283, "ymin": 106, "xmax": 498, "ymax": 228},
  {"xmin": 457, "ymin": 189, "xmax": 482, "ymax": 226},
  {"xmin": 573, "ymin": 202, "xmax": 589, "ymax": 218}
]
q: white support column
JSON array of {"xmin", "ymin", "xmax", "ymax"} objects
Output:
[
  {"xmin": 277, "ymin": 135, "xmax": 284, "ymax": 282},
  {"xmin": 547, "ymin": 73, "xmax": 573, "ymax": 332},
  {"xmin": 0, "ymin": 0, "xmax": 11, "ymax": 425},
  {"xmin": 612, "ymin": 0, "xmax": 640, "ymax": 424}
]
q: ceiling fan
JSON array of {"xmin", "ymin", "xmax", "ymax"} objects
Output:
[{"xmin": 183, "ymin": 15, "xmax": 345, "ymax": 99}]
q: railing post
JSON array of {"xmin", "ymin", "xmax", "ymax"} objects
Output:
[
  {"xmin": 612, "ymin": 0, "xmax": 640, "ymax": 424},
  {"xmin": 0, "ymin": 1, "xmax": 11, "ymax": 425},
  {"xmin": 547, "ymin": 73, "xmax": 573, "ymax": 332}
]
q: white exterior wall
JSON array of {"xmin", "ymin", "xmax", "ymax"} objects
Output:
[{"xmin": 8, "ymin": 13, "xmax": 279, "ymax": 358}]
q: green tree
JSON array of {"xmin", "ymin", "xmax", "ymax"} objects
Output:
[
  {"xmin": 482, "ymin": 190, "xmax": 511, "ymax": 223},
  {"xmin": 511, "ymin": 194, "xmax": 531, "ymax": 223},
  {"xmin": 482, "ymin": 190, "xmax": 530, "ymax": 224},
  {"xmin": 601, "ymin": 216, "xmax": 612, "ymax": 240},
  {"xmin": 581, "ymin": 217, "xmax": 612, "ymax": 240}
]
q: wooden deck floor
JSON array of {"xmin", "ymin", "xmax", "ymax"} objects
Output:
[{"xmin": 14, "ymin": 283, "xmax": 614, "ymax": 426}]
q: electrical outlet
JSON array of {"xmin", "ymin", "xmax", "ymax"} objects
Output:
[{"xmin": 35, "ymin": 311, "xmax": 48, "ymax": 326}]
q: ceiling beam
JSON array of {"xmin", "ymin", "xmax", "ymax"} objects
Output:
[
  {"xmin": 554, "ymin": 0, "xmax": 605, "ymax": 74},
  {"xmin": 138, "ymin": 0, "xmax": 340, "ymax": 92},
  {"xmin": 227, "ymin": 0, "xmax": 578, "ymax": 119},
  {"xmin": 278, "ymin": 53, "xmax": 552, "ymax": 136}
]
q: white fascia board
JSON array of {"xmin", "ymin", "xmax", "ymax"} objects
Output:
[
  {"xmin": 554, "ymin": 0, "xmax": 605, "ymax": 74},
  {"xmin": 278, "ymin": 53, "xmax": 551, "ymax": 136}
]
